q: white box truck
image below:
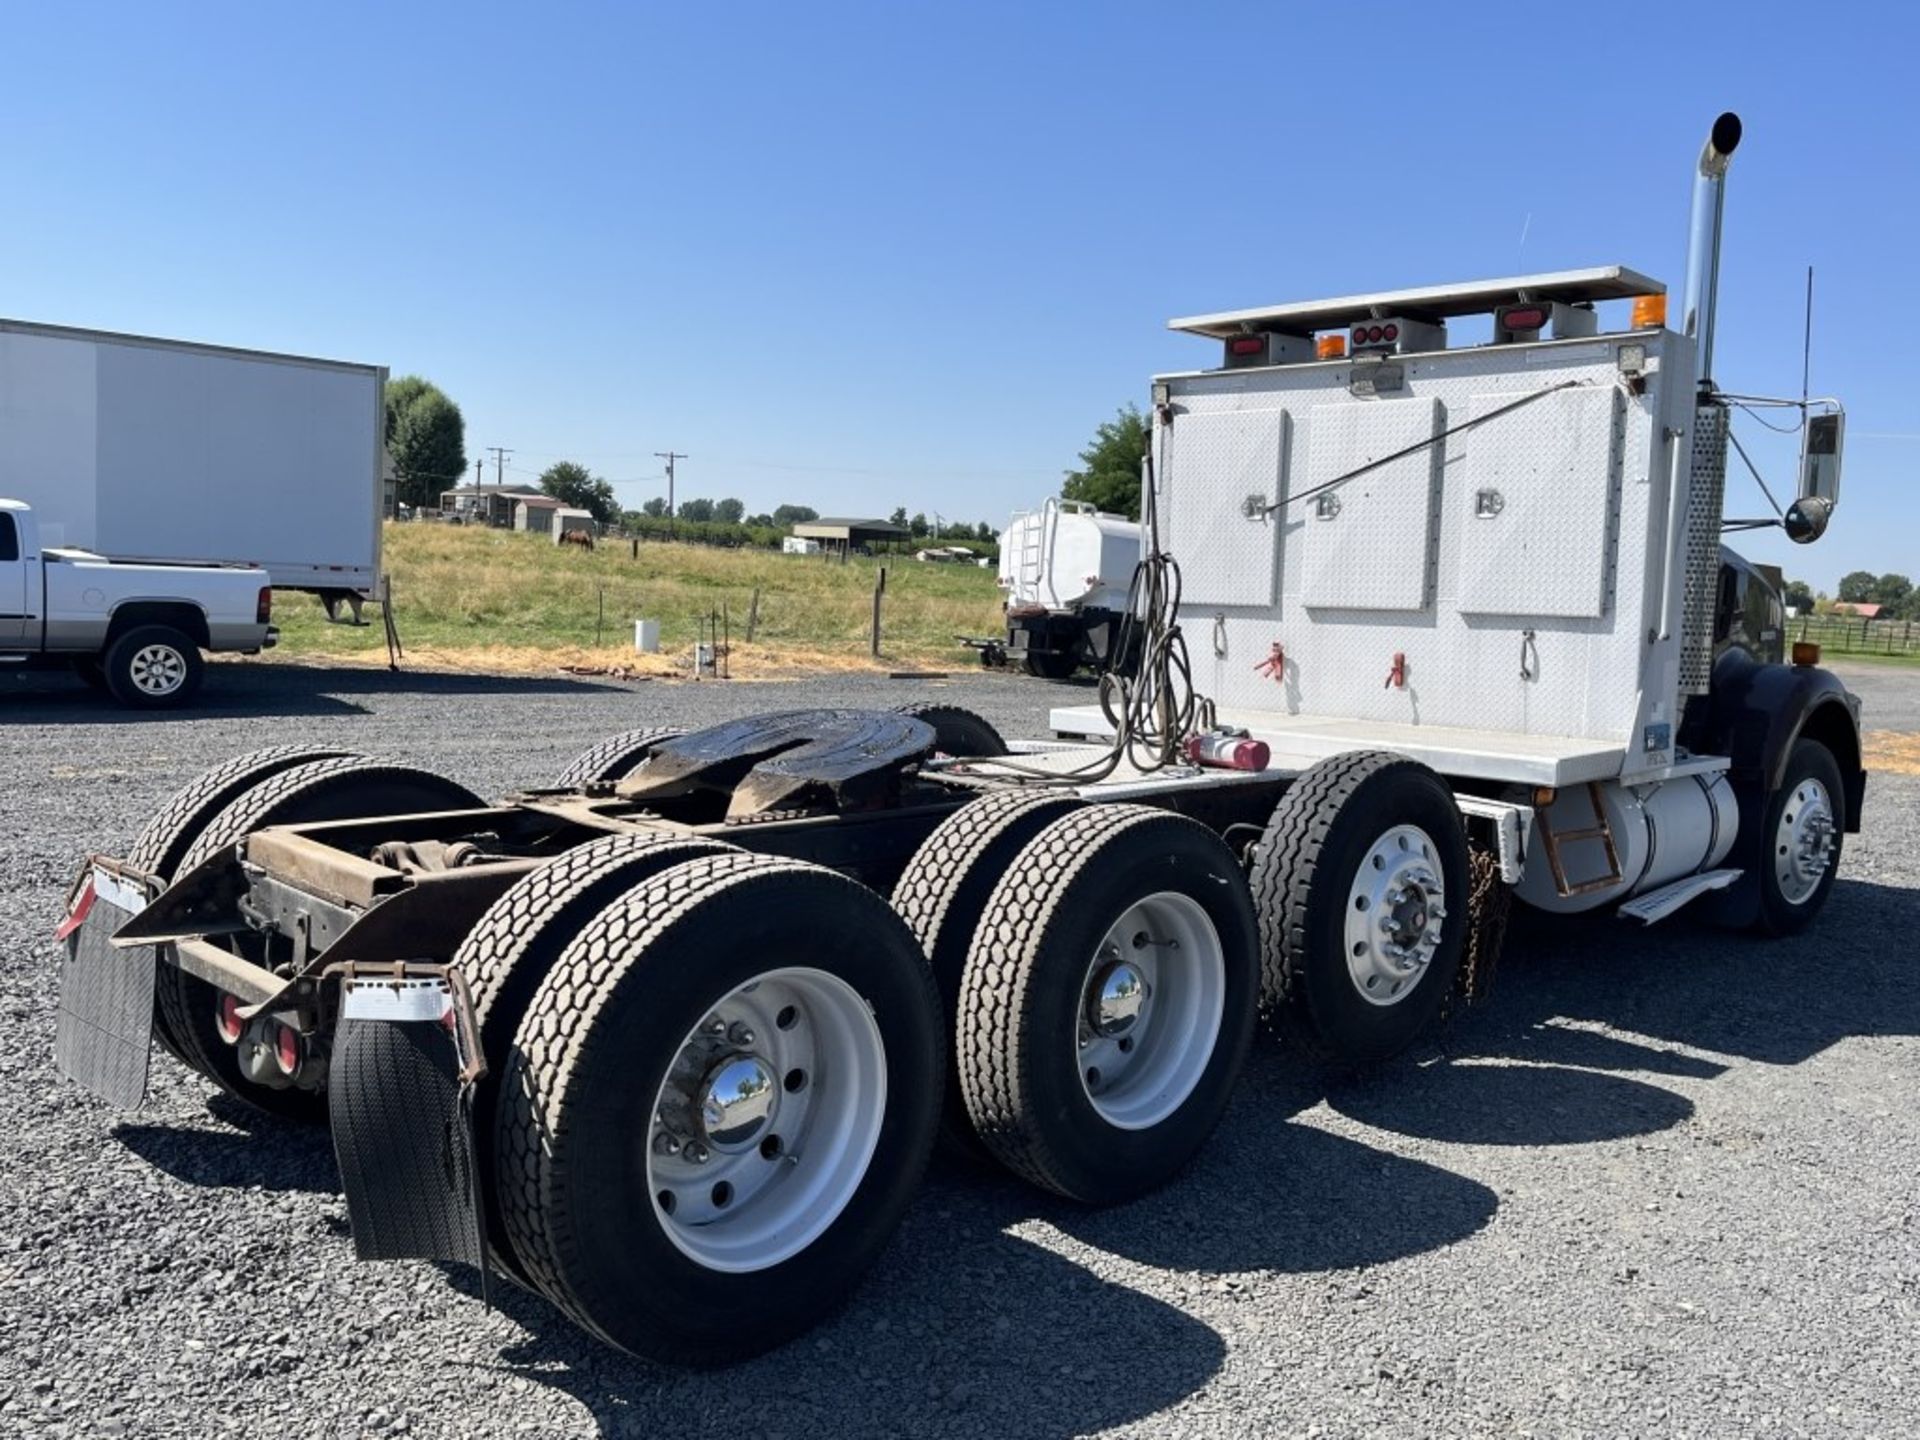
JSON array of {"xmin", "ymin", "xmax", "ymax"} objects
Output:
[{"xmin": 0, "ymin": 318, "xmax": 386, "ymax": 598}]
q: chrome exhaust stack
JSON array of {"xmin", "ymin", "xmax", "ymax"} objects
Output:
[{"xmin": 1681, "ymin": 112, "xmax": 1743, "ymax": 391}]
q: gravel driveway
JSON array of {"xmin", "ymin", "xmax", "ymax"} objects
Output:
[{"xmin": 1, "ymin": 661, "xmax": 1914, "ymax": 1439}]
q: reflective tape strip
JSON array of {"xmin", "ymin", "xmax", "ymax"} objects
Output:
[
  {"xmin": 91, "ymin": 867, "xmax": 147, "ymax": 916},
  {"xmin": 341, "ymin": 977, "xmax": 453, "ymax": 1024}
]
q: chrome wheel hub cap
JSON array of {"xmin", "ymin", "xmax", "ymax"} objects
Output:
[
  {"xmin": 1345, "ymin": 823, "xmax": 1446, "ymax": 1008},
  {"xmin": 130, "ymin": 645, "xmax": 187, "ymax": 696},
  {"xmin": 698, "ymin": 1055, "xmax": 777, "ymax": 1151},
  {"xmin": 1075, "ymin": 891, "xmax": 1225, "ymax": 1130},
  {"xmin": 1086, "ymin": 960, "xmax": 1148, "ymax": 1037},
  {"xmin": 646, "ymin": 967, "xmax": 886, "ymax": 1273},
  {"xmin": 1774, "ymin": 778, "xmax": 1836, "ymax": 906}
]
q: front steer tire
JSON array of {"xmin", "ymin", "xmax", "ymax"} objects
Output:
[{"xmin": 495, "ymin": 852, "xmax": 943, "ymax": 1366}]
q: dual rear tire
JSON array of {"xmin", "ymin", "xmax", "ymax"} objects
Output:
[{"xmin": 487, "ymin": 851, "xmax": 943, "ymax": 1364}]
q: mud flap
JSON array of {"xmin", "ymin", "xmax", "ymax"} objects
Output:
[
  {"xmin": 54, "ymin": 870, "xmax": 157, "ymax": 1110},
  {"xmin": 328, "ymin": 973, "xmax": 490, "ymax": 1299}
]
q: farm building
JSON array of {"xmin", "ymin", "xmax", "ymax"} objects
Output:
[
  {"xmin": 789, "ymin": 517, "xmax": 911, "ymax": 558},
  {"xmin": 551, "ymin": 508, "xmax": 597, "ymax": 542},
  {"xmin": 1830, "ymin": 602, "xmax": 1884, "ymax": 620},
  {"xmin": 511, "ymin": 495, "xmax": 568, "ymax": 534},
  {"xmin": 440, "ymin": 483, "xmax": 543, "ymax": 527}
]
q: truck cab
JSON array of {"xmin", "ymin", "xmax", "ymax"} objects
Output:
[{"xmin": 1, "ymin": 499, "xmax": 277, "ymax": 706}]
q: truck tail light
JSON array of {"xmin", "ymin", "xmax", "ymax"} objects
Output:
[
  {"xmin": 256, "ymin": 587, "xmax": 272, "ymax": 624},
  {"xmin": 1317, "ymin": 335, "xmax": 1346, "ymax": 359}
]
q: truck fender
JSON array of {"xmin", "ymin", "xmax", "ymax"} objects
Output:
[
  {"xmin": 1691, "ymin": 654, "xmax": 1865, "ymax": 832},
  {"xmin": 105, "ymin": 599, "xmax": 212, "ymax": 650}
]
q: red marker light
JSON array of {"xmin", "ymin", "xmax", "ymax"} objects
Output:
[
  {"xmin": 1228, "ymin": 336, "xmax": 1265, "ymax": 356},
  {"xmin": 274, "ymin": 1024, "xmax": 301, "ymax": 1075},
  {"xmin": 1351, "ymin": 327, "xmax": 1367, "ymax": 345},
  {"xmin": 1367, "ymin": 325, "xmax": 1384, "ymax": 343},
  {"xmin": 1382, "ymin": 323, "xmax": 1399, "ymax": 341},
  {"xmin": 1502, "ymin": 306, "xmax": 1547, "ymax": 331}
]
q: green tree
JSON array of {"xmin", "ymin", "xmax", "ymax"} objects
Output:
[
  {"xmin": 1837, "ymin": 570, "xmax": 1878, "ymax": 604},
  {"xmin": 1062, "ymin": 403, "xmax": 1147, "ymax": 519},
  {"xmin": 641, "ymin": 496, "xmax": 668, "ymax": 518},
  {"xmin": 910, "ymin": 512, "xmax": 930, "ymax": 538},
  {"xmin": 1782, "ymin": 579, "xmax": 1815, "ymax": 612},
  {"xmin": 976, "ymin": 520, "xmax": 996, "ymax": 542},
  {"xmin": 385, "ymin": 376, "xmax": 467, "ymax": 509},
  {"xmin": 746, "ymin": 513, "xmax": 774, "ymax": 528},
  {"xmin": 888, "ymin": 506, "xmax": 909, "ymax": 528},
  {"xmin": 772, "ymin": 504, "xmax": 818, "ymax": 527},
  {"xmin": 538, "ymin": 460, "xmax": 620, "ymax": 526},
  {"xmin": 714, "ymin": 497, "xmax": 746, "ymax": 524},
  {"xmin": 678, "ymin": 497, "xmax": 715, "ymax": 523},
  {"xmin": 1869, "ymin": 573, "xmax": 1913, "ymax": 612}
]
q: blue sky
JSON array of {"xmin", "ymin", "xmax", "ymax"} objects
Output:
[{"xmin": 2, "ymin": 2, "xmax": 1913, "ymax": 588}]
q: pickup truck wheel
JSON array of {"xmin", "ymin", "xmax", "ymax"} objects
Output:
[
  {"xmin": 892, "ymin": 791, "xmax": 1081, "ymax": 1160},
  {"xmin": 126, "ymin": 747, "xmax": 360, "ymax": 1063},
  {"xmin": 1250, "ymin": 751, "xmax": 1469, "ymax": 1065},
  {"xmin": 153, "ymin": 758, "xmax": 482, "ymax": 1121},
  {"xmin": 956, "ymin": 806, "xmax": 1259, "ymax": 1204},
  {"xmin": 552, "ymin": 726, "xmax": 686, "ymax": 787},
  {"xmin": 495, "ymin": 852, "xmax": 942, "ymax": 1365},
  {"xmin": 103, "ymin": 625, "xmax": 204, "ymax": 708}
]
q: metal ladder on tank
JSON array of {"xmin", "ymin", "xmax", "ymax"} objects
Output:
[
  {"xmin": 1013, "ymin": 500, "xmax": 1055, "ymax": 608},
  {"xmin": 1535, "ymin": 782, "xmax": 1626, "ymax": 898}
]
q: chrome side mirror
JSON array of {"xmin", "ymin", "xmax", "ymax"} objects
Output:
[
  {"xmin": 1784, "ymin": 494, "xmax": 1832, "ymax": 544},
  {"xmin": 1800, "ymin": 411, "xmax": 1844, "ymax": 507}
]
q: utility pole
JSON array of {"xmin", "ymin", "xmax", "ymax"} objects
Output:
[
  {"xmin": 654, "ymin": 451, "xmax": 686, "ymax": 531},
  {"xmin": 486, "ymin": 446, "xmax": 513, "ymax": 486}
]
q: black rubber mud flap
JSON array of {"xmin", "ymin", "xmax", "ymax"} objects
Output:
[
  {"xmin": 329, "ymin": 975, "xmax": 490, "ymax": 1297},
  {"xmin": 54, "ymin": 871, "xmax": 157, "ymax": 1111}
]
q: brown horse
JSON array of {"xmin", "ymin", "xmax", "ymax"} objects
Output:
[{"xmin": 558, "ymin": 528, "xmax": 595, "ymax": 551}]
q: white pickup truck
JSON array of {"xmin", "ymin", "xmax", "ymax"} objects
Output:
[{"xmin": 0, "ymin": 499, "xmax": 277, "ymax": 707}]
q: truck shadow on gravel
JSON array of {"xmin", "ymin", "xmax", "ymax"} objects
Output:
[
  {"xmin": 0, "ymin": 663, "xmax": 631, "ymax": 721},
  {"xmin": 110, "ymin": 1096, "xmax": 340, "ymax": 1196},
  {"xmin": 443, "ymin": 1227, "xmax": 1229, "ymax": 1440},
  {"xmin": 1322, "ymin": 876, "xmax": 1919, "ymax": 1143}
]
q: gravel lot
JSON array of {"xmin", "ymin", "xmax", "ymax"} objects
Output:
[{"xmin": 1, "ymin": 660, "xmax": 1915, "ymax": 1439}]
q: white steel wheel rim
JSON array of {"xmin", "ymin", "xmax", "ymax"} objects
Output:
[
  {"xmin": 1774, "ymin": 777, "xmax": 1836, "ymax": 905},
  {"xmin": 1075, "ymin": 891, "xmax": 1225, "ymax": 1130},
  {"xmin": 129, "ymin": 644, "xmax": 187, "ymax": 696},
  {"xmin": 1344, "ymin": 823, "xmax": 1447, "ymax": 1008},
  {"xmin": 646, "ymin": 966, "xmax": 886, "ymax": 1274}
]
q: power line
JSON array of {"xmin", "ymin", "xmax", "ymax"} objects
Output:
[{"xmin": 485, "ymin": 446, "xmax": 513, "ymax": 486}]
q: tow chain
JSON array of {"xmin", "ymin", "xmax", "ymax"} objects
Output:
[{"xmin": 1453, "ymin": 844, "xmax": 1512, "ymax": 1009}]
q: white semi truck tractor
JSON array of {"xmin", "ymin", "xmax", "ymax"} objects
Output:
[{"xmin": 56, "ymin": 113, "xmax": 1863, "ymax": 1365}]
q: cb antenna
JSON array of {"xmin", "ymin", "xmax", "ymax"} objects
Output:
[{"xmin": 1801, "ymin": 264, "xmax": 1814, "ymax": 411}]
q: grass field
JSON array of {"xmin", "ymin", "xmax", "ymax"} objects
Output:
[{"xmin": 264, "ymin": 522, "xmax": 1006, "ymax": 677}]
